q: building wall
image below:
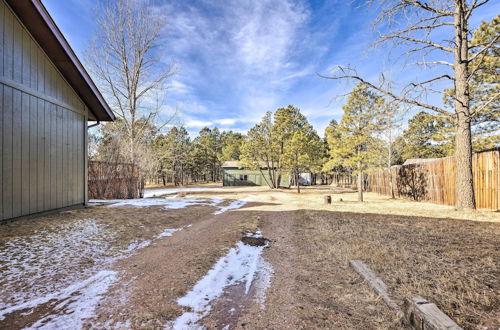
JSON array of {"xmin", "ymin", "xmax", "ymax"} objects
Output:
[
  {"xmin": 0, "ymin": 0, "xmax": 88, "ymax": 221},
  {"xmin": 223, "ymin": 168, "xmax": 290, "ymax": 187}
]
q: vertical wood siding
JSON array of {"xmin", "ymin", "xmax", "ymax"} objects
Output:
[{"xmin": 1, "ymin": 1, "xmax": 87, "ymax": 220}]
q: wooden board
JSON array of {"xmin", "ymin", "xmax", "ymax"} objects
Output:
[
  {"xmin": 404, "ymin": 296, "xmax": 462, "ymax": 330},
  {"xmin": 349, "ymin": 260, "xmax": 403, "ymax": 317}
]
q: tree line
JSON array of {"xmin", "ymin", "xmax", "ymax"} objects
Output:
[{"xmin": 86, "ymin": 0, "xmax": 498, "ymax": 210}]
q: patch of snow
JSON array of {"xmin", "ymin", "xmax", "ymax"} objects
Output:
[
  {"xmin": 90, "ymin": 197, "xmax": 247, "ymax": 215},
  {"xmin": 171, "ymin": 238, "xmax": 272, "ymax": 329},
  {"xmin": 210, "ymin": 197, "xmax": 224, "ymax": 205},
  {"xmin": 0, "ymin": 219, "xmax": 184, "ymax": 326},
  {"xmin": 143, "ymin": 187, "xmax": 219, "ymax": 198},
  {"xmin": 91, "ymin": 197, "xmax": 226, "ymax": 211},
  {"xmin": 97, "ymin": 198, "xmax": 209, "ymax": 209},
  {"xmin": 121, "ymin": 240, "xmax": 153, "ymax": 255},
  {"xmin": 0, "ymin": 270, "xmax": 117, "ymax": 328},
  {"xmin": 213, "ymin": 199, "xmax": 247, "ymax": 215},
  {"xmin": 0, "ymin": 219, "xmax": 114, "ymax": 306},
  {"xmin": 254, "ymin": 258, "xmax": 273, "ymax": 307},
  {"xmin": 245, "ymin": 230, "xmax": 263, "ymax": 238},
  {"xmin": 156, "ymin": 228, "xmax": 182, "ymax": 239},
  {"xmin": 116, "ymin": 320, "xmax": 132, "ymax": 329}
]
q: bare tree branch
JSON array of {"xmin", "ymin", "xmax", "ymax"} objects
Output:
[
  {"xmin": 410, "ymin": 74, "xmax": 455, "ymax": 87},
  {"xmin": 402, "ymin": 1, "xmax": 454, "ymax": 16},
  {"xmin": 318, "ymin": 68, "xmax": 452, "ymax": 116},
  {"xmin": 470, "ymin": 93, "xmax": 499, "ymax": 117},
  {"xmin": 415, "ymin": 61, "xmax": 454, "ymax": 67},
  {"xmin": 379, "ymin": 33, "xmax": 454, "ymax": 52},
  {"xmin": 468, "ymin": 34, "xmax": 500, "ymax": 61}
]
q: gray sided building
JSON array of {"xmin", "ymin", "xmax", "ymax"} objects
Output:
[
  {"xmin": 222, "ymin": 161, "xmax": 290, "ymax": 187},
  {"xmin": 1, "ymin": 0, "xmax": 114, "ymax": 221}
]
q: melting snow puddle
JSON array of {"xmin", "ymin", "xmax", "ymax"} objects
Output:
[
  {"xmin": 169, "ymin": 232, "xmax": 273, "ymax": 329},
  {"xmin": 0, "ymin": 221, "xmax": 185, "ymax": 328}
]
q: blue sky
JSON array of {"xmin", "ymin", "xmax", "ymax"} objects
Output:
[{"xmin": 43, "ymin": 0, "xmax": 499, "ymax": 137}]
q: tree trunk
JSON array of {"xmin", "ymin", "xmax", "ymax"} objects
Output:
[
  {"xmin": 455, "ymin": 113, "xmax": 475, "ymax": 209},
  {"xmin": 453, "ymin": 0, "xmax": 475, "ymax": 210},
  {"xmin": 358, "ymin": 170, "xmax": 363, "ymax": 202},
  {"xmin": 388, "ymin": 135, "xmax": 395, "ymax": 199},
  {"xmin": 296, "ymin": 170, "xmax": 300, "ymax": 193}
]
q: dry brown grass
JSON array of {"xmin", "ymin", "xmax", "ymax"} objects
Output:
[
  {"xmin": 297, "ymin": 209, "xmax": 500, "ymax": 329},
  {"xmin": 189, "ymin": 187, "xmax": 499, "ymax": 329},
  {"xmin": 2, "ymin": 186, "xmax": 498, "ymax": 329},
  {"xmin": 191, "ymin": 186, "xmax": 500, "ymax": 223}
]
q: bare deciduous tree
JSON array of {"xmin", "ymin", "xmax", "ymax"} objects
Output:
[
  {"xmin": 322, "ymin": 0, "xmax": 499, "ymax": 210},
  {"xmin": 85, "ymin": 0, "xmax": 176, "ymax": 168}
]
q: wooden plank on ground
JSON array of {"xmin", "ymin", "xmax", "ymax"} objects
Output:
[
  {"xmin": 404, "ymin": 296, "xmax": 462, "ymax": 330},
  {"xmin": 349, "ymin": 260, "xmax": 403, "ymax": 316}
]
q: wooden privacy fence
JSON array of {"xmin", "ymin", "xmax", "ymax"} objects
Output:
[
  {"xmin": 366, "ymin": 149, "xmax": 499, "ymax": 210},
  {"xmin": 88, "ymin": 161, "xmax": 141, "ymax": 199}
]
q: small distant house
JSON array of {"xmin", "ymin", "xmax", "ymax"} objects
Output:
[
  {"xmin": 1, "ymin": 0, "xmax": 115, "ymax": 221},
  {"xmin": 299, "ymin": 173, "xmax": 312, "ymax": 186},
  {"xmin": 222, "ymin": 161, "xmax": 290, "ymax": 187}
]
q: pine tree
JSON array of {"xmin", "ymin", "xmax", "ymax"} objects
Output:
[
  {"xmin": 397, "ymin": 111, "xmax": 454, "ymax": 161},
  {"xmin": 239, "ymin": 112, "xmax": 280, "ymax": 188},
  {"xmin": 272, "ymin": 105, "xmax": 309, "ymax": 187},
  {"xmin": 330, "ymin": 84, "xmax": 386, "ymax": 201}
]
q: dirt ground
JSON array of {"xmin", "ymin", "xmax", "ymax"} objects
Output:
[{"xmin": 0, "ymin": 186, "xmax": 498, "ymax": 329}]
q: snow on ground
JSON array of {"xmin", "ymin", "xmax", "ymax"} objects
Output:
[
  {"xmin": 213, "ymin": 199, "xmax": 248, "ymax": 215},
  {"xmin": 0, "ymin": 219, "xmax": 114, "ymax": 307},
  {"xmin": 0, "ymin": 219, "xmax": 184, "ymax": 327},
  {"xmin": 143, "ymin": 187, "xmax": 220, "ymax": 198},
  {"xmin": 92, "ymin": 197, "xmax": 211, "ymax": 209},
  {"xmin": 0, "ymin": 270, "xmax": 117, "ymax": 329},
  {"xmin": 171, "ymin": 237, "xmax": 273, "ymax": 329},
  {"xmin": 90, "ymin": 197, "xmax": 247, "ymax": 215}
]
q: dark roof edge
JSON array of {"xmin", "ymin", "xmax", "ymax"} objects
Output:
[{"xmin": 6, "ymin": 0, "xmax": 115, "ymax": 121}]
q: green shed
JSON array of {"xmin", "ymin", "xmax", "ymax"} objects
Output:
[{"xmin": 222, "ymin": 161, "xmax": 290, "ymax": 187}]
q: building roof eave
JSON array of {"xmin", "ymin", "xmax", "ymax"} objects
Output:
[{"xmin": 6, "ymin": 0, "xmax": 115, "ymax": 121}]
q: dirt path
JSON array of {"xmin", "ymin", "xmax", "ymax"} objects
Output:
[
  {"xmin": 1, "ymin": 187, "xmax": 498, "ymax": 329},
  {"xmin": 92, "ymin": 205, "xmax": 262, "ymax": 328}
]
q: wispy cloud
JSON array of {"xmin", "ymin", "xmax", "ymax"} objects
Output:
[
  {"xmin": 185, "ymin": 119, "xmax": 213, "ymax": 128},
  {"xmin": 214, "ymin": 118, "xmax": 237, "ymax": 126},
  {"xmin": 44, "ymin": 0, "xmax": 500, "ymax": 138}
]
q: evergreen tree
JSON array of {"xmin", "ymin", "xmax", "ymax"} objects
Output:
[
  {"xmin": 153, "ymin": 126, "xmax": 191, "ymax": 186},
  {"xmin": 272, "ymin": 105, "xmax": 309, "ymax": 187},
  {"xmin": 329, "ymin": 84, "xmax": 386, "ymax": 201},
  {"xmin": 282, "ymin": 126, "xmax": 323, "ymax": 193},
  {"xmin": 220, "ymin": 131, "xmax": 244, "ymax": 162},
  {"xmin": 240, "ymin": 112, "xmax": 280, "ymax": 188},
  {"xmin": 397, "ymin": 111, "xmax": 454, "ymax": 161}
]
